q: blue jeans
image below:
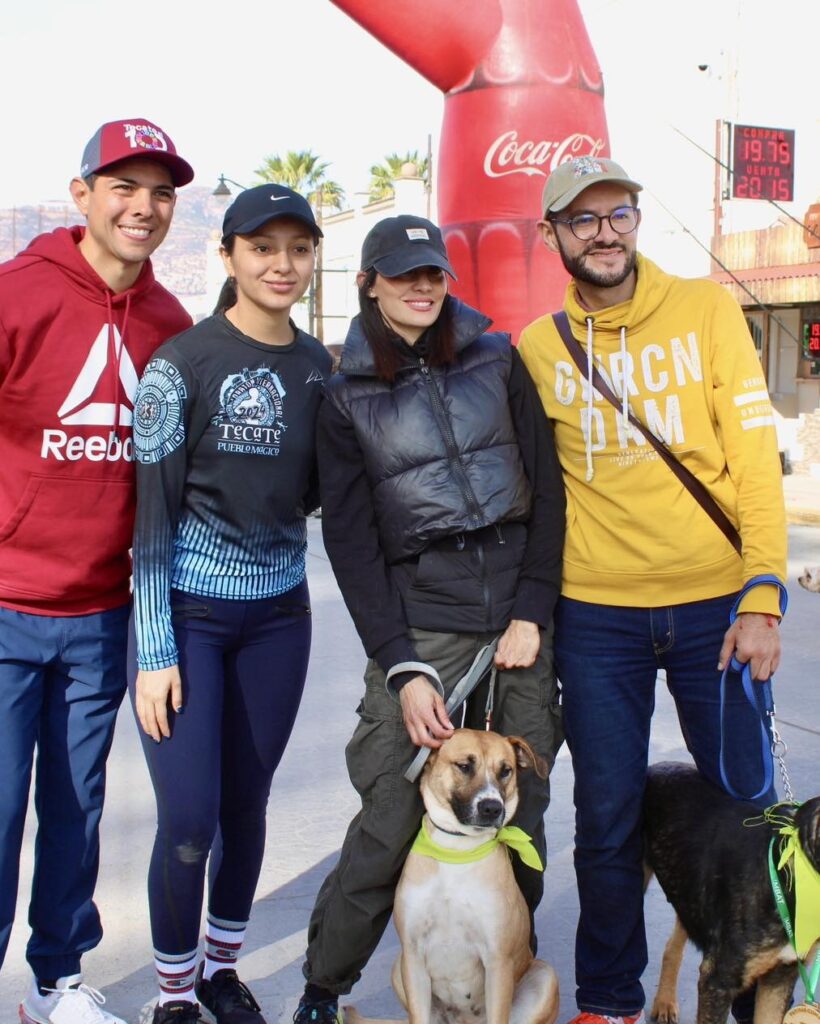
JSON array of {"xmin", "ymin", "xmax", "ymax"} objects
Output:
[
  {"xmin": 132, "ymin": 583, "xmax": 312, "ymax": 957},
  {"xmin": 0, "ymin": 603, "xmax": 129, "ymax": 979},
  {"xmin": 554, "ymin": 594, "xmax": 774, "ymax": 1017}
]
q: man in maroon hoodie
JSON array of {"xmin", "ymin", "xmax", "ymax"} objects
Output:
[{"xmin": 0, "ymin": 118, "xmax": 194, "ymax": 1024}]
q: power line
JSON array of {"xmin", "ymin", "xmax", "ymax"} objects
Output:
[{"xmin": 647, "ymin": 188, "xmax": 802, "ymax": 346}]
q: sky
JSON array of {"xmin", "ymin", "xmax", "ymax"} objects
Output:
[{"xmin": 1, "ymin": 0, "xmax": 817, "ymax": 277}]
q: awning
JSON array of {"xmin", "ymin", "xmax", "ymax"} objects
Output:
[{"xmin": 711, "ymin": 261, "xmax": 820, "ymax": 305}]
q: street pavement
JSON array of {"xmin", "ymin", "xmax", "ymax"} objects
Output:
[{"xmin": 1, "ymin": 518, "xmax": 818, "ymax": 1024}]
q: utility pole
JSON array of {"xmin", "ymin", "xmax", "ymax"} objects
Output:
[{"xmin": 712, "ymin": 119, "xmax": 724, "ymax": 273}]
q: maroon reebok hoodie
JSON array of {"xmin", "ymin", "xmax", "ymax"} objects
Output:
[{"xmin": 0, "ymin": 226, "xmax": 191, "ymax": 615}]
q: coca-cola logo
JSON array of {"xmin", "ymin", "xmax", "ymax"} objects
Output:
[{"xmin": 484, "ymin": 131, "xmax": 605, "ymax": 179}]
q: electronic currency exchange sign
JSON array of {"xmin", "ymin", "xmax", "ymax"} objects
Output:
[{"xmin": 731, "ymin": 124, "xmax": 795, "ymax": 202}]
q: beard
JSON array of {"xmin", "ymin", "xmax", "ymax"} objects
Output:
[{"xmin": 555, "ymin": 236, "xmax": 637, "ymax": 290}]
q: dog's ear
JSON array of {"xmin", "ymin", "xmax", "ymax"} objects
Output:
[
  {"xmin": 796, "ymin": 797, "xmax": 820, "ymax": 872},
  {"xmin": 506, "ymin": 736, "xmax": 549, "ymax": 780},
  {"xmin": 798, "ymin": 566, "xmax": 820, "ymax": 592},
  {"xmin": 421, "ymin": 748, "xmax": 440, "ymax": 779}
]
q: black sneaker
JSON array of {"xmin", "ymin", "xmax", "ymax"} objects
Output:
[
  {"xmin": 195, "ymin": 966, "xmax": 265, "ymax": 1024},
  {"xmin": 152, "ymin": 1003, "xmax": 203, "ymax": 1024},
  {"xmin": 292, "ymin": 996, "xmax": 342, "ymax": 1024}
]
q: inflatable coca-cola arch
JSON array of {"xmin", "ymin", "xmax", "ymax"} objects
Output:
[{"xmin": 332, "ymin": 0, "xmax": 610, "ymax": 341}]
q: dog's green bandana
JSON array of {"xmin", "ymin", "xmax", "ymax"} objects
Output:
[
  {"xmin": 411, "ymin": 822, "xmax": 543, "ymax": 871},
  {"xmin": 773, "ymin": 822, "xmax": 820, "ymax": 958},
  {"xmin": 767, "ymin": 824, "xmax": 820, "ymax": 1005}
]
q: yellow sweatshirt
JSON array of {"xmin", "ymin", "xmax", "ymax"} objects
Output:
[{"xmin": 518, "ymin": 255, "xmax": 786, "ymax": 616}]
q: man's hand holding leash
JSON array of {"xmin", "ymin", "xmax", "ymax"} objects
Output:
[{"xmin": 719, "ymin": 612, "xmax": 781, "ymax": 681}]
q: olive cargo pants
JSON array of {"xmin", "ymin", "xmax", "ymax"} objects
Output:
[{"xmin": 302, "ymin": 625, "xmax": 562, "ymax": 994}]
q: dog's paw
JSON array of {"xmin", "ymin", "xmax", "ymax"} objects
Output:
[
  {"xmin": 798, "ymin": 567, "xmax": 820, "ymax": 592},
  {"xmin": 341, "ymin": 1008, "xmax": 405, "ymax": 1024},
  {"xmin": 650, "ymin": 996, "xmax": 680, "ymax": 1024}
]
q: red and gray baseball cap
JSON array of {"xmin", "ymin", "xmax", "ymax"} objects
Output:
[{"xmin": 80, "ymin": 118, "xmax": 194, "ymax": 187}]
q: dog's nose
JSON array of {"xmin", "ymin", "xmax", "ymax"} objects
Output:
[{"xmin": 476, "ymin": 798, "xmax": 504, "ymax": 826}]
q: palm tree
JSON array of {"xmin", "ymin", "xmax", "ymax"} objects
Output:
[
  {"xmin": 254, "ymin": 150, "xmax": 344, "ymax": 343},
  {"xmin": 369, "ymin": 151, "xmax": 430, "ymax": 202},
  {"xmin": 255, "ymin": 150, "xmax": 345, "ymax": 210}
]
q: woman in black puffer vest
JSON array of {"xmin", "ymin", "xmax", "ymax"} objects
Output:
[{"xmin": 295, "ymin": 215, "xmax": 567, "ymax": 1024}]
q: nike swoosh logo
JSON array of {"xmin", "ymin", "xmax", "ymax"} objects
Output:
[{"xmin": 271, "ymin": 196, "xmax": 289, "ymax": 201}]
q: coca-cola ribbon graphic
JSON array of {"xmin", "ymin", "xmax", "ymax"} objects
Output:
[{"xmin": 332, "ymin": 0, "xmax": 611, "ymax": 341}]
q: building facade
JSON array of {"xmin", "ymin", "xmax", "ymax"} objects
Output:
[{"xmin": 711, "ymin": 204, "xmax": 820, "ymax": 469}]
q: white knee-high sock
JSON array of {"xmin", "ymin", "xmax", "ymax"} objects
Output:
[
  {"xmin": 155, "ymin": 949, "xmax": 198, "ymax": 1006},
  {"xmin": 203, "ymin": 915, "xmax": 247, "ymax": 981}
]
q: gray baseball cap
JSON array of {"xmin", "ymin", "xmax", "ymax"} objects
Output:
[{"xmin": 542, "ymin": 157, "xmax": 642, "ymax": 215}]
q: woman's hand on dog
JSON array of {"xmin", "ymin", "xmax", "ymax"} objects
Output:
[
  {"xmin": 399, "ymin": 675, "xmax": 454, "ymax": 749},
  {"xmin": 495, "ymin": 619, "xmax": 541, "ymax": 669},
  {"xmin": 718, "ymin": 613, "xmax": 781, "ymax": 680},
  {"xmin": 136, "ymin": 665, "xmax": 184, "ymax": 742}
]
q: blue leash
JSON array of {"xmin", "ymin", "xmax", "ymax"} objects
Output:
[{"xmin": 719, "ymin": 574, "xmax": 788, "ymax": 801}]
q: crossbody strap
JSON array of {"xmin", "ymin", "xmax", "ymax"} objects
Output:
[{"xmin": 552, "ymin": 311, "xmax": 742, "ymax": 556}]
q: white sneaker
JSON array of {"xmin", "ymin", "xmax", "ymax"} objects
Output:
[{"xmin": 19, "ymin": 974, "xmax": 126, "ymax": 1024}]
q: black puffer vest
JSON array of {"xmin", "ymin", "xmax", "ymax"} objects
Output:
[{"xmin": 325, "ymin": 299, "xmax": 532, "ymax": 565}]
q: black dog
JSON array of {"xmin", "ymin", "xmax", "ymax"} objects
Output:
[{"xmin": 643, "ymin": 762, "xmax": 820, "ymax": 1024}]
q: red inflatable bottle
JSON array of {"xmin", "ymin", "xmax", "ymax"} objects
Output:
[{"xmin": 332, "ymin": 0, "xmax": 610, "ymax": 341}]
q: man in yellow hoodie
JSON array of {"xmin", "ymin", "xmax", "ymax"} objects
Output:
[{"xmin": 518, "ymin": 157, "xmax": 787, "ymax": 1024}]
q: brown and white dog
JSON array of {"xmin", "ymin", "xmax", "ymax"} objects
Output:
[
  {"xmin": 797, "ymin": 567, "xmax": 820, "ymax": 593},
  {"xmin": 346, "ymin": 728, "xmax": 558, "ymax": 1024}
]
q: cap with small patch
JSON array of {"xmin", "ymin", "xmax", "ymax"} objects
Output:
[
  {"xmin": 361, "ymin": 215, "xmax": 456, "ymax": 279},
  {"xmin": 542, "ymin": 156, "xmax": 642, "ymax": 215}
]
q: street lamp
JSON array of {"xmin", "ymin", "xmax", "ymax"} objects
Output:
[
  {"xmin": 207, "ymin": 176, "xmax": 247, "ymax": 314},
  {"xmin": 212, "ymin": 174, "xmax": 246, "ymax": 196}
]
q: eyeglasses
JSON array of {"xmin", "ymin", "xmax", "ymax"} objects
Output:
[{"xmin": 549, "ymin": 206, "xmax": 640, "ymax": 241}]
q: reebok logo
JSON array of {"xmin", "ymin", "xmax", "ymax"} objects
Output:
[
  {"xmin": 41, "ymin": 324, "xmax": 139, "ymax": 462},
  {"xmin": 58, "ymin": 324, "xmax": 138, "ymax": 426},
  {"xmin": 41, "ymin": 431, "xmax": 134, "ymax": 462}
]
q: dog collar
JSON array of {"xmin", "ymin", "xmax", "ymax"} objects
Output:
[
  {"xmin": 426, "ymin": 816, "xmax": 467, "ymax": 837},
  {"xmin": 411, "ymin": 822, "xmax": 543, "ymax": 871}
]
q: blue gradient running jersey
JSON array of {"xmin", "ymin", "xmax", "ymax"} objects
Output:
[{"xmin": 132, "ymin": 313, "xmax": 332, "ymax": 671}]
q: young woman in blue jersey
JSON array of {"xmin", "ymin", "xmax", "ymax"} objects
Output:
[{"xmin": 131, "ymin": 184, "xmax": 332, "ymax": 1024}]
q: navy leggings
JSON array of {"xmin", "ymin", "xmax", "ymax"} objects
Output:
[{"xmin": 132, "ymin": 582, "xmax": 312, "ymax": 955}]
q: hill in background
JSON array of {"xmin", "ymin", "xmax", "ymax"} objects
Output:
[{"xmin": 0, "ymin": 187, "xmax": 223, "ymax": 300}]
